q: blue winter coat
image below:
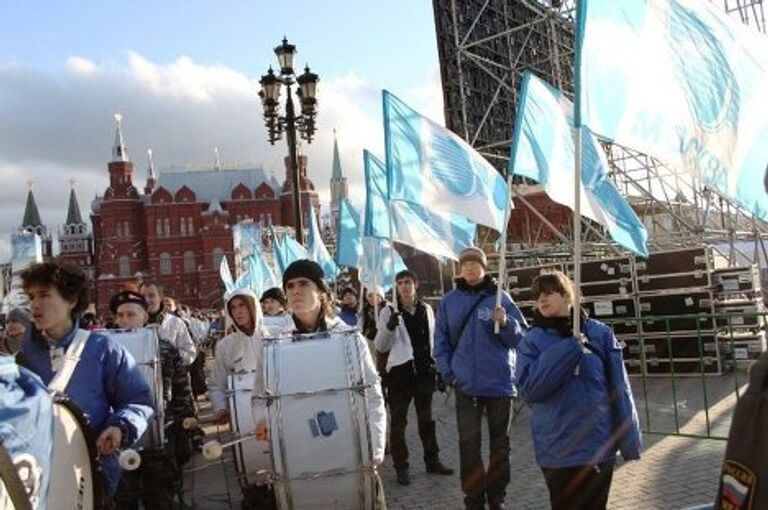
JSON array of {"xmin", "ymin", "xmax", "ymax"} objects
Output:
[
  {"xmin": 21, "ymin": 325, "xmax": 154, "ymax": 496},
  {"xmin": 434, "ymin": 276, "xmax": 527, "ymax": 397},
  {"xmin": 516, "ymin": 318, "xmax": 642, "ymax": 468}
]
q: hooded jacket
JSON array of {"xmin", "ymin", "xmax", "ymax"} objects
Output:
[
  {"xmin": 208, "ymin": 289, "xmax": 267, "ymax": 414},
  {"xmin": 20, "ymin": 324, "xmax": 154, "ymax": 496},
  {"xmin": 433, "ymin": 275, "xmax": 527, "ymax": 397},
  {"xmin": 516, "ymin": 317, "xmax": 642, "ymax": 468},
  {"xmin": 253, "ymin": 315, "xmax": 387, "ymax": 466},
  {"xmin": 150, "ymin": 311, "xmax": 197, "ymax": 366}
]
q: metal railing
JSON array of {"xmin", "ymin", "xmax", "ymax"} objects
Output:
[{"xmin": 599, "ymin": 310, "xmax": 767, "ymax": 440}]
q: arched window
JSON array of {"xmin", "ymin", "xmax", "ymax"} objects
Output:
[
  {"xmin": 156, "ymin": 219, "xmax": 163, "ymax": 237},
  {"xmin": 180, "ymin": 218, "xmax": 187, "ymax": 237},
  {"xmin": 187, "ymin": 218, "xmax": 195, "ymax": 236},
  {"xmin": 183, "ymin": 251, "xmax": 196, "ymax": 273},
  {"xmin": 164, "ymin": 218, "xmax": 171, "ymax": 237},
  {"xmin": 118, "ymin": 256, "xmax": 131, "ymax": 277},
  {"xmin": 212, "ymin": 248, "xmax": 225, "ymax": 270},
  {"xmin": 159, "ymin": 252, "xmax": 172, "ymax": 275}
]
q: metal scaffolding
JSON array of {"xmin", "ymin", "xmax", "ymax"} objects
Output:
[{"xmin": 432, "ymin": 0, "xmax": 768, "ymax": 267}]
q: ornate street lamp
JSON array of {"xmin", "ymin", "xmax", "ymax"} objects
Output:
[{"xmin": 258, "ymin": 37, "xmax": 319, "ymax": 244}]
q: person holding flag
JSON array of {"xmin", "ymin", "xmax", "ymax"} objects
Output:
[{"xmin": 434, "ymin": 247, "xmax": 527, "ymax": 510}]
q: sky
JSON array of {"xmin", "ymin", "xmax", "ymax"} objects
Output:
[{"xmin": 0, "ymin": 1, "xmax": 444, "ymax": 262}]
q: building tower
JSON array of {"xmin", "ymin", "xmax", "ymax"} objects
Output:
[
  {"xmin": 91, "ymin": 113, "xmax": 149, "ymax": 314},
  {"xmin": 58, "ymin": 181, "xmax": 96, "ymax": 299},
  {"xmin": 329, "ymin": 131, "xmax": 348, "ymax": 231},
  {"xmin": 19, "ymin": 181, "xmax": 54, "ymax": 260}
]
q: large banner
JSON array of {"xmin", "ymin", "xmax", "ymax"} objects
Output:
[{"xmin": 3, "ymin": 233, "xmax": 43, "ymax": 311}]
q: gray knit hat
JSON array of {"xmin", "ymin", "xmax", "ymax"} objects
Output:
[
  {"xmin": 7, "ymin": 307, "xmax": 32, "ymax": 329},
  {"xmin": 458, "ymin": 247, "xmax": 487, "ymax": 268}
]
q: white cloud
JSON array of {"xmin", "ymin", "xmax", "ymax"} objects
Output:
[{"xmin": 0, "ymin": 52, "xmax": 443, "ymax": 263}]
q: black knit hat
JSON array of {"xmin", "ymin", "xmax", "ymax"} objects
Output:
[
  {"xmin": 261, "ymin": 287, "xmax": 287, "ymax": 307},
  {"xmin": 110, "ymin": 290, "xmax": 148, "ymax": 314},
  {"xmin": 282, "ymin": 259, "xmax": 330, "ymax": 294}
]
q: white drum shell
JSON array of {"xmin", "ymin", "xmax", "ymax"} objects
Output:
[
  {"xmin": 49, "ymin": 400, "xmax": 98, "ymax": 510},
  {"xmin": 104, "ymin": 328, "xmax": 165, "ymax": 449},
  {"xmin": 227, "ymin": 372, "xmax": 270, "ymax": 487},
  {"xmin": 262, "ymin": 331, "xmax": 377, "ymax": 510}
]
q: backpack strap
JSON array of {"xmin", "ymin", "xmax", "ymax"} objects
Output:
[
  {"xmin": 449, "ymin": 294, "xmax": 488, "ymax": 350},
  {"xmin": 48, "ymin": 328, "xmax": 90, "ymax": 394}
]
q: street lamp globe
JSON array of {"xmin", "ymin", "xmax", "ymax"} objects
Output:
[{"xmin": 274, "ymin": 37, "xmax": 297, "ymax": 76}]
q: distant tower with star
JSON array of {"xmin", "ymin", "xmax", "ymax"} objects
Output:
[{"xmin": 19, "ymin": 180, "xmax": 54, "ymax": 260}]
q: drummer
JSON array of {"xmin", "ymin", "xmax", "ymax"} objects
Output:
[
  {"xmin": 109, "ymin": 290, "xmax": 196, "ymax": 510},
  {"xmin": 19, "ymin": 261, "xmax": 154, "ymax": 500},
  {"xmin": 254, "ymin": 259, "xmax": 388, "ymax": 507},
  {"xmin": 208, "ymin": 287, "xmax": 270, "ymax": 509}
]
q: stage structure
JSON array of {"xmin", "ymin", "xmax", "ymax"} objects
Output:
[
  {"xmin": 433, "ymin": 0, "xmax": 768, "ymax": 374},
  {"xmin": 432, "ymin": 0, "xmax": 768, "ymax": 266}
]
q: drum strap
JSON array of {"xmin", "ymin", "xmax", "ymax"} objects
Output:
[
  {"xmin": 48, "ymin": 328, "xmax": 90, "ymax": 394},
  {"xmin": 0, "ymin": 441, "xmax": 33, "ymax": 510}
]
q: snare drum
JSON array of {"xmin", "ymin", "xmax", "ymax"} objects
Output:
[
  {"xmin": 261, "ymin": 330, "xmax": 377, "ymax": 510},
  {"xmin": 104, "ymin": 328, "xmax": 165, "ymax": 449},
  {"xmin": 227, "ymin": 372, "xmax": 270, "ymax": 488},
  {"xmin": 48, "ymin": 396, "xmax": 102, "ymax": 510}
]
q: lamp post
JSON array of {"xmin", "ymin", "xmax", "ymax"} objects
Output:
[{"xmin": 258, "ymin": 37, "xmax": 319, "ymax": 245}]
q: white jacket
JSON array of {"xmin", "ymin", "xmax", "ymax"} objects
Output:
[
  {"xmin": 158, "ymin": 314, "xmax": 197, "ymax": 366},
  {"xmin": 253, "ymin": 316, "xmax": 387, "ymax": 466},
  {"xmin": 374, "ymin": 301, "xmax": 435, "ymax": 372},
  {"xmin": 208, "ymin": 289, "xmax": 267, "ymax": 414},
  {"xmin": 262, "ymin": 313, "xmax": 294, "ymax": 336}
]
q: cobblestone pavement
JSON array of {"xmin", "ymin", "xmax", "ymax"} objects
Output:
[{"xmin": 184, "ymin": 374, "xmax": 744, "ymax": 509}]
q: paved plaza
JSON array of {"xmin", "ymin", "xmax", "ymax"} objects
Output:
[{"xmin": 183, "ymin": 373, "xmax": 744, "ymax": 509}]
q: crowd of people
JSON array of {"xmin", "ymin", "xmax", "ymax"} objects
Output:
[{"xmin": 0, "ymin": 245, "xmax": 648, "ymax": 510}]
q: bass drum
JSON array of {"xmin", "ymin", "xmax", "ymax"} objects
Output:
[
  {"xmin": 262, "ymin": 330, "xmax": 378, "ymax": 510},
  {"xmin": 48, "ymin": 397, "xmax": 102, "ymax": 510},
  {"xmin": 0, "ymin": 442, "xmax": 32, "ymax": 510},
  {"xmin": 227, "ymin": 371, "xmax": 271, "ymax": 487}
]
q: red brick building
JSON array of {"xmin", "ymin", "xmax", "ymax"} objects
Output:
[{"xmin": 90, "ymin": 116, "xmax": 320, "ymax": 314}]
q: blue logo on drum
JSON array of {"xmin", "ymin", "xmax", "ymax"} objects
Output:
[{"xmin": 308, "ymin": 411, "xmax": 338, "ymax": 438}]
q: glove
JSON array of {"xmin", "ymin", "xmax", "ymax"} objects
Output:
[
  {"xmin": 386, "ymin": 311, "xmax": 402, "ymax": 331},
  {"xmin": 436, "ymin": 374, "xmax": 448, "ymax": 393}
]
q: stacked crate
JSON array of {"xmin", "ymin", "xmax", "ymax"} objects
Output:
[
  {"xmin": 506, "ymin": 263, "xmax": 564, "ymax": 324},
  {"xmin": 713, "ymin": 265, "xmax": 767, "ymax": 370},
  {"xmin": 629, "ymin": 247, "xmax": 721, "ymax": 375}
]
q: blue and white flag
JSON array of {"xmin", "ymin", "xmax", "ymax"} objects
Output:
[
  {"xmin": 244, "ymin": 252, "xmax": 279, "ymax": 297},
  {"xmin": 307, "ymin": 206, "xmax": 339, "ymax": 280},
  {"xmin": 383, "ymin": 90, "xmax": 509, "ymax": 231},
  {"xmin": 335, "ymin": 197, "xmax": 407, "ymax": 293},
  {"xmin": 365, "ymin": 150, "xmax": 476, "ymax": 260},
  {"xmin": 576, "ymin": 0, "xmax": 768, "ymax": 221},
  {"xmin": 273, "ymin": 228, "xmax": 308, "ymax": 274},
  {"xmin": 219, "ymin": 256, "xmax": 234, "ymax": 291},
  {"xmin": 510, "ymin": 71, "xmax": 649, "ymax": 256}
]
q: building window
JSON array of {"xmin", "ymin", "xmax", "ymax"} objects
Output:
[
  {"xmin": 156, "ymin": 219, "xmax": 163, "ymax": 237},
  {"xmin": 180, "ymin": 218, "xmax": 187, "ymax": 237},
  {"xmin": 183, "ymin": 251, "xmax": 196, "ymax": 273},
  {"xmin": 186, "ymin": 217, "xmax": 194, "ymax": 235},
  {"xmin": 159, "ymin": 252, "xmax": 172, "ymax": 275},
  {"xmin": 212, "ymin": 248, "xmax": 225, "ymax": 270},
  {"xmin": 164, "ymin": 218, "xmax": 171, "ymax": 237},
  {"xmin": 118, "ymin": 256, "xmax": 131, "ymax": 277},
  {"xmin": 116, "ymin": 222, "xmax": 123, "ymax": 239}
]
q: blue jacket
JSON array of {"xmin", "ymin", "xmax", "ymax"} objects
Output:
[
  {"xmin": 21, "ymin": 325, "xmax": 154, "ymax": 495},
  {"xmin": 338, "ymin": 306, "xmax": 358, "ymax": 327},
  {"xmin": 516, "ymin": 317, "xmax": 642, "ymax": 468},
  {"xmin": 434, "ymin": 276, "xmax": 527, "ymax": 397}
]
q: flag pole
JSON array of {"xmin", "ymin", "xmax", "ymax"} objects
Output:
[
  {"xmin": 388, "ymin": 199, "xmax": 398, "ymax": 310},
  {"xmin": 573, "ymin": 127, "xmax": 583, "ymax": 337},
  {"xmin": 495, "ymin": 175, "xmax": 513, "ymax": 334}
]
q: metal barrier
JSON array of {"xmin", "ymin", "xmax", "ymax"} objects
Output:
[{"xmin": 599, "ymin": 310, "xmax": 767, "ymax": 440}]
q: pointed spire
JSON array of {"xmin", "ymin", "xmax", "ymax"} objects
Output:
[
  {"xmin": 65, "ymin": 180, "xmax": 84, "ymax": 226},
  {"xmin": 331, "ymin": 129, "xmax": 343, "ymax": 180},
  {"xmin": 21, "ymin": 180, "xmax": 43, "ymax": 228},
  {"xmin": 214, "ymin": 147, "xmax": 221, "ymax": 171},
  {"xmin": 112, "ymin": 113, "xmax": 129, "ymax": 162},
  {"xmin": 147, "ymin": 149, "xmax": 156, "ymax": 180}
]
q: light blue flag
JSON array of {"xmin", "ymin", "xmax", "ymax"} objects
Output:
[
  {"xmin": 383, "ymin": 90, "xmax": 509, "ymax": 231},
  {"xmin": 244, "ymin": 252, "xmax": 279, "ymax": 297},
  {"xmin": 365, "ymin": 150, "xmax": 476, "ymax": 260},
  {"xmin": 307, "ymin": 206, "xmax": 339, "ymax": 280},
  {"xmin": 576, "ymin": 0, "xmax": 768, "ymax": 221},
  {"xmin": 335, "ymin": 197, "xmax": 407, "ymax": 293},
  {"xmin": 510, "ymin": 71, "xmax": 649, "ymax": 256},
  {"xmin": 336, "ymin": 198, "xmax": 364, "ymax": 268},
  {"xmin": 271, "ymin": 227, "xmax": 307, "ymax": 274}
]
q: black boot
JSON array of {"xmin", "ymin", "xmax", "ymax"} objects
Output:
[
  {"xmin": 395, "ymin": 467, "xmax": 411, "ymax": 486},
  {"xmin": 425, "ymin": 458, "xmax": 454, "ymax": 475}
]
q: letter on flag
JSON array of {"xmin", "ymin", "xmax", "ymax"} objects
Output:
[
  {"xmin": 576, "ymin": 0, "xmax": 768, "ymax": 221},
  {"xmin": 510, "ymin": 71, "xmax": 648, "ymax": 256},
  {"xmin": 383, "ymin": 90, "xmax": 509, "ymax": 231}
]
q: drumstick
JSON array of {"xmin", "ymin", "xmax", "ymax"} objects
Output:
[
  {"xmin": 201, "ymin": 433, "xmax": 259, "ymax": 460},
  {"xmin": 117, "ymin": 449, "xmax": 142, "ymax": 471}
]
